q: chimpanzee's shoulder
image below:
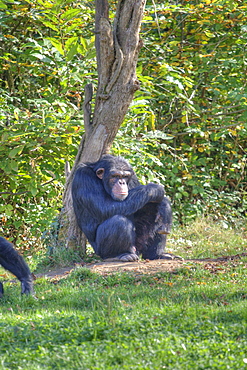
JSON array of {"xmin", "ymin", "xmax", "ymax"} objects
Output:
[{"xmin": 75, "ymin": 164, "xmax": 95, "ymax": 175}]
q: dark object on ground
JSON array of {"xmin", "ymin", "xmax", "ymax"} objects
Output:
[
  {"xmin": 72, "ymin": 155, "xmax": 172, "ymax": 262},
  {"xmin": 0, "ymin": 236, "xmax": 34, "ymax": 297}
]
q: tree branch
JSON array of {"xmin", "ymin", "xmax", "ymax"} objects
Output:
[
  {"xmin": 83, "ymin": 83, "xmax": 93, "ymax": 135},
  {"xmin": 95, "ymin": 0, "xmax": 110, "ymax": 78}
]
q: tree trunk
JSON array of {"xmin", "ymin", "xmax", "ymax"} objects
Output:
[{"xmin": 57, "ymin": 0, "xmax": 146, "ymax": 253}]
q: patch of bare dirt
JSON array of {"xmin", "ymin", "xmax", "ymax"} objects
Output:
[
  {"xmin": 35, "ymin": 252, "xmax": 247, "ymax": 280},
  {"xmin": 89, "ymin": 259, "xmax": 184, "ymax": 275},
  {"xmin": 36, "ymin": 259, "xmax": 184, "ymax": 279}
]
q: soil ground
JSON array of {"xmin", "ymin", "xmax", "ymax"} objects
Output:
[
  {"xmin": 39, "ymin": 259, "xmax": 184, "ymax": 279},
  {"xmin": 35, "ymin": 252, "xmax": 247, "ymax": 280}
]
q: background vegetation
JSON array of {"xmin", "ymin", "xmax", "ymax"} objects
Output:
[{"xmin": 0, "ymin": 0, "xmax": 246, "ymax": 248}]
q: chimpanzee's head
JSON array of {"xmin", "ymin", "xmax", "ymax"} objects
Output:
[{"xmin": 94, "ymin": 155, "xmax": 134, "ymax": 201}]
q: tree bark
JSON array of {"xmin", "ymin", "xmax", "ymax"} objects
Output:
[{"xmin": 57, "ymin": 0, "xmax": 146, "ymax": 253}]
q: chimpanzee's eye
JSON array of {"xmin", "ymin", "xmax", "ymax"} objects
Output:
[{"xmin": 109, "ymin": 175, "xmax": 119, "ymax": 184}]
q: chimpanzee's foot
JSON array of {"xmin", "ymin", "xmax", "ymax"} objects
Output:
[
  {"xmin": 115, "ymin": 246, "xmax": 139, "ymax": 262},
  {"xmin": 21, "ymin": 278, "xmax": 34, "ymax": 295},
  {"xmin": 103, "ymin": 253, "xmax": 139, "ymax": 262},
  {"xmin": 158, "ymin": 253, "xmax": 184, "ymax": 260},
  {"xmin": 103, "ymin": 246, "xmax": 139, "ymax": 262},
  {"xmin": 118, "ymin": 253, "xmax": 139, "ymax": 262}
]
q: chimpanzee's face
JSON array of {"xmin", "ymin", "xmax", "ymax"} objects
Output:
[
  {"xmin": 96, "ymin": 160, "xmax": 133, "ymax": 201},
  {"xmin": 107, "ymin": 169, "xmax": 132, "ymax": 200}
]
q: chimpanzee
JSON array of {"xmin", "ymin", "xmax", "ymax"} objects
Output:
[
  {"xmin": 0, "ymin": 237, "xmax": 34, "ymax": 297},
  {"xmin": 72, "ymin": 155, "xmax": 173, "ymax": 262}
]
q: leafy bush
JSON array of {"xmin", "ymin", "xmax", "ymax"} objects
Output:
[{"xmin": 0, "ymin": 0, "xmax": 246, "ymax": 248}]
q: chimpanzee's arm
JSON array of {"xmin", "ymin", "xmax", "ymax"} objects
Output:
[
  {"xmin": 0, "ymin": 237, "xmax": 33, "ymax": 295},
  {"xmin": 72, "ymin": 166, "xmax": 164, "ymax": 222},
  {"xmin": 127, "ymin": 172, "xmax": 141, "ymax": 189}
]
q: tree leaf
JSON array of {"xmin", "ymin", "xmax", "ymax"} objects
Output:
[
  {"xmin": 60, "ymin": 9, "xmax": 81, "ymax": 22},
  {"xmin": 46, "ymin": 38, "xmax": 64, "ymax": 55},
  {"xmin": 8, "ymin": 145, "xmax": 25, "ymax": 159}
]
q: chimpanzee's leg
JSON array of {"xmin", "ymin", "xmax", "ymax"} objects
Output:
[
  {"xmin": 95, "ymin": 215, "xmax": 139, "ymax": 262},
  {"xmin": 134, "ymin": 197, "xmax": 173, "ymax": 260},
  {"xmin": 0, "ymin": 282, "xmax": 3, "ymax": 298},
  {"xmin": 0, "ymin": 237, "xmax": 33, "ymax": 295}
]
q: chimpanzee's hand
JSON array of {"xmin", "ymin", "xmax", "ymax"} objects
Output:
[
  {"xmin": 21, "ymin": 278, "xmax": 34, "ymax": 295},
  {"xmin": 146, "ymin": 183, "xmax": 164, "ymax": 203}
]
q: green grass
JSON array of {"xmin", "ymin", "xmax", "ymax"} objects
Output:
[
  {"xmin": 167, "ymin": 217, "xmax": 247, "ymax": 259},
  {"xmin": 0, "ymin": 218, "xmax": 247, "ymax": 369}
]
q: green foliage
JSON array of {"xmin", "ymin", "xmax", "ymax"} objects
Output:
[
  {"xmin": 0, "ymin": 0, "xmax": 95, "ymax": 243},
  {"xmin": 0, "ymin": 108, "xmax": 81, "ymax": 246},
  {"xmin": 0, "ymin": 0, "xmax": 247, "ymax": 246},
  {"xmin": 113, "ymin": 0, "xmax": 247, "ymax": 225}
]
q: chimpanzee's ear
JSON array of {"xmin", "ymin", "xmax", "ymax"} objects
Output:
[{"xmin": 96, "ymin": 168, "xmax": 105, "ymax": 179}]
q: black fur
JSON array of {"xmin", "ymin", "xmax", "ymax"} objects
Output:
[
  {"xmin": 0, "ymin": 237, "xmax": 33, "ymax": 297},
  {"xmin": 72, "ymin": 155, "xmax": 172, "ymax": 261}
]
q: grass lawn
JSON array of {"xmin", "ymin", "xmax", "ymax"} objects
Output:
[{"xmin": 0, "ymin": 219, "xmax": 246, "ymax": 369}]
